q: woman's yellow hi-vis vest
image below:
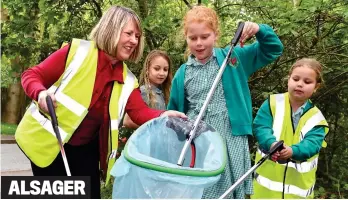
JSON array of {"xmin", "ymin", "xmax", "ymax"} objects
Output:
[
  {"xmin": 251, "ymin": 92, "xmax": 329, "ymax": 199},
  {"xmin": 15, "ymin": 39, "xmax": 138, "ymax": 184}
]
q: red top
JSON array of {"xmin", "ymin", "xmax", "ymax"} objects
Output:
[{"xmin": 21, "ymin": 44, "xmax": 163, "ymax": 176}]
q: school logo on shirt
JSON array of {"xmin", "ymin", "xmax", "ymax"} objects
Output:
[
  {"xmin": 1, "ymin": 176, "xmax": 90, "ymax": 199},
  {"xmin": 229, "ymin": 57, "xmax": 238, "ymax": 67}
]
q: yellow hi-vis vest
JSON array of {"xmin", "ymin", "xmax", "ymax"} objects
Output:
[
  {"xmin": 15, "ymin": 39, "xmax": 138, "ymax": 184},
  {"xmin": 251, "ymin": 92, "xmax": 329, "ymax": 199}
]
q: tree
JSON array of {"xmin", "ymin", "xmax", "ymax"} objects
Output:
[{"xmin": 1, "ymin": 0, "xmax": 105, "ymax": 123}]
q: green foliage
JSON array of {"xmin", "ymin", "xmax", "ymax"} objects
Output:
[
  {"xmin": 1, "ymin": 0, "xmax": 107, "ymax": 87},
  {"xmin": 116, "ymin": 127, "xmax": 134, "ymax": 158},
  {"xmin": 101, "ymin": 178, "xmax": 113, "ymax": 199},
  {"xmin": 1, "ymin": 55, "xmax": 17, "ymax": 87},
  {"xmin": 1, "ymin": 123, "xmax": 18, "ymax": 135}
]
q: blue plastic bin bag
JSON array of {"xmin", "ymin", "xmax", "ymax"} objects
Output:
[{"xmin": 111, "ymin": 116, "xmax": 227, "ymax": 199}]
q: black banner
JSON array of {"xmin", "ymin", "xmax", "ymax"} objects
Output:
[{"xmin": 1, "ymin": 176, "xmax": 90, "ymax": 199}]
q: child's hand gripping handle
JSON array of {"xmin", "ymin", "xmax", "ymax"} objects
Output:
[
  {"xmin": 257, "ymin": 140, "xmax": 284, "ymax": 165},
  {"xmin": 231, "ymin": 22, "xmax": 244, "ymax": 46}
]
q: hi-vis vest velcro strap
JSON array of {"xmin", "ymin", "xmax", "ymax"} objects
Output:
[
  {"xmin": 110, "ymin": 68, "xmax": 137, "ymax": 132},
  {"xmin": 255, "ymin": 173, "xmax": 314, "ymax": 198},
  {"xmin": 257, "ymin": 149, "xmax": 318, "ymax": 173},
  {"xmin": 28, "ymin": 40, "xmax": 92, "ymax": 143},
  {"xmin": 272, "ymin": 93, "xmax": 285, "ymax": 141}
]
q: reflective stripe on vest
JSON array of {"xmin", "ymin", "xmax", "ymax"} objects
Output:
[
  {"xmin": 57, "ymin": 40, "xmax": 91, "ymax": 92},
  {"xmin": 48, "ymin": 85, "xmax": 86, "ymax": 117},
  {"xmin": 110, "ymin": 68, "xmax": 137, "ymax": 132},
  {"xmin": 273, "ymin": 93, "xmax": 285, "ymax": 141},
  {"xmin": 28, "ymin": 103, "xmax": 68, "ymax": 141},
  {"xmin": 255, "ymin": 173, "xmax": 314, "ymax": 198},
  {"xmin": 300, "ymin": 111, "xmax": 326, "ymax": 140},
  {"xmin": 105, "ymin": 66, "xmax": 138, "ymax": 185}
]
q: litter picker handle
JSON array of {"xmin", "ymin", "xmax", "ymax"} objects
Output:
[
  {"xmin": 258, "ymin": 140, "xmax": 284, "ymax": 164},
  {"xmin": 46, "ymin": 96, "xmax": 58, "ymax": 126},
  {"xmin": 177, "ymin": 22, "xmax": 245, "ymax": 167},
  {"xmin": 231, "ymin": 22, "xmax": 244, "ymax": 46},
  {"xmin": 46, "ymin": 96, "xmax": 62, "ymax": 144},
  {"xmin": 46, "ymin": 96, "xmax": 71, "ymax": 176},
  {"xmin": 269, "ymin": 140, "xmax": 284, "ymax": 155}
]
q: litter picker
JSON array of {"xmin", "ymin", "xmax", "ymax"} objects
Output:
[
  {"xmin": 177, "ymin": 22, "xmax": 245, "ymax": 166},
  {"xmin": 219, "ymin": 140, "xmax": 284, "ymax": 199},
  {"xmin": 46, "ymin": 96, "xmax": 71, "ymax": 176}
]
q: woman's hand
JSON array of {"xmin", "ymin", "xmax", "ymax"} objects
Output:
[
  {"xmin": 240, "ymin": 21, "xmax": 260, "ymax": 44},
  {"xmin": 123, "ymin": 114, "xmax": 139, "ymax": 129},
  {"xmin": 161, "ymin": 110, "xmax": 187, "ymax": 119},
  {"xmin": 38, "ymin": 90, "xmax": 57, "ymax": 113}
]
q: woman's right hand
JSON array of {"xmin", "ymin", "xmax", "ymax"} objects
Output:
[
  {"xmin": 38, "ymin": 90, "xmax": 57, "ymax": 113},
  {"xmin": 160, "ymin": 110, "xmax": 187, "ymax": 119}
]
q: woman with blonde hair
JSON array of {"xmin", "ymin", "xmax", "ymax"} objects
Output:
[{"xmin": 16, "ymin": 5, "xmax": 185, "ymax": 198}]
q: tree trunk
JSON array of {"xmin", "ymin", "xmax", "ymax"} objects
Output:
[
  {"xmin": 2, "ymin": 82, "xmax": 23, "ymax": 124},
  {"xmin": 137, "ymin": 0, "xmax": 155, "ymax": 50},
  {"xmin": 1, "ymin": 87, "xmax": 8, "ymax": 117}
]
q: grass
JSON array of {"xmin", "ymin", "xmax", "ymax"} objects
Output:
[
  {"xmin": 101, "ymin": 178, "xmax": 114, "ymax": 199},
  {"xmin": 1, "ymin": 123, "xmax": 17, "ymax": 135}
]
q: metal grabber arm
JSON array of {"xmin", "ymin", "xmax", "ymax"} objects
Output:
[{"xmin": 219, "ymin": 140, "xmax": 285, "ymax": 199}]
